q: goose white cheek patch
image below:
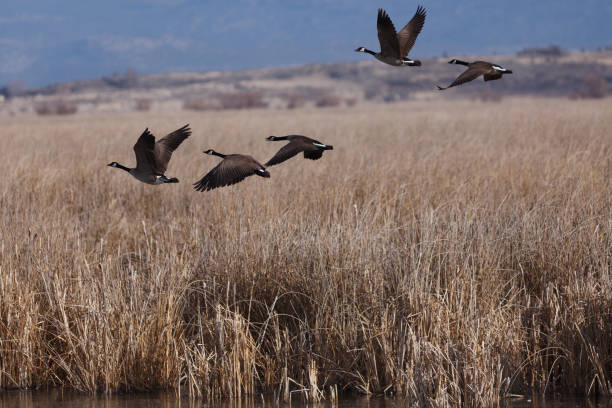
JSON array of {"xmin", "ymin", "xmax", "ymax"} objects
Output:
[{"xmin": 313, "ymin": 142, "xmax": 327, "ymax": 148}]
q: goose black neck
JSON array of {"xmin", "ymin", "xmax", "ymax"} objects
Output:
[
  {"xmin": 115, "ymin": 163, "xmax": 131, "ymax": 172},
  {"xmin": 364, "ymin": 48, "xmax": 377, "ymax": 56},
  {"xmin": 211, "ymin": 151, "xmax": 226, "ymax": 158},
  {"xmin": 451, "ymin": 59, "xmax": 469, "ymax": 66}
]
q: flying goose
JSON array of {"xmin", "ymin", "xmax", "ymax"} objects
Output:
[
  {"xmin": 264, "ymin": 135, "xmax": 333, "ymax": 167},
  {"xmin": 107, "ymin": 124, "xmax": 191, "ymax": 184},
  {"xmin": 437, "ymin": 60, "xmax": 513, "ymax": 90},
  {"xmin": 193, "ymin": 150, "xmax": 270, "ymax": 191},
  {"xmin": 355, "ymin": 6, "xmax": 426, "ymax": 67}
]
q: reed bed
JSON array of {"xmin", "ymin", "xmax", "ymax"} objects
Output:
[{"xmin": 0, "ymin": 98, "xmax": 611, "ymax": 406}]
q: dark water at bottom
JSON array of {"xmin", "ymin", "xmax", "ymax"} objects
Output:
[{"xmin": 0, "ymin": 390, "xmax": 610, "ymax": 408}]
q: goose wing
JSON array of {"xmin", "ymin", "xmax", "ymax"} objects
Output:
[
  {"xmin": 133, "ymin": 128, "xmax": 158, "ymax": 174},
  {"xmin": 304, "ymin": 150, "xmax": 323, "ymax": 160},
  {"xmin": 153, "ymin": 124, "xmax": 191, "ymax": 174},
  {"xmin": 440, "ymin": 66, "xmax": 485, "ymax": 89},
  {"xmin": 397, "ymin": 6, "xmax": 426, "ymax": 58},
  {"xmin": 483, "ymin": 72, "xmax": 503, "ymax": 81},
  {"xmin": 377, "ymin": 9, "xmax": 400, "ymax": 58},
  {"xmin": 265, "ymin": 142, "xmax": 305, "ymax": 166},
  {"xmin": 194, "ymin": 155, "xmax": 262, "ymax": 191}
]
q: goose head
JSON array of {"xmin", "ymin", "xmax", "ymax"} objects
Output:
[{"xmin": 107, "ymin": 161, "xmax": 131, "ymax": 172}]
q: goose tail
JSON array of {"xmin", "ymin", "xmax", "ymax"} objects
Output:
[
  {"xmin": 402, "ymin": 59, "xmax": 421, "ymax": 66},
  {"xmin": 162, "ymin": 176, "xmax": 179, "ymax": 183}
]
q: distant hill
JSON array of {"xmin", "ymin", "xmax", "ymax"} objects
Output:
[{"xmin": 1, "ymin": 50, "xmax": 611, "ymax": 115}]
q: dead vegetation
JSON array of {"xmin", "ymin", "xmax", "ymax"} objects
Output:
[
  {"xmin": 285, "ymin": 93, "xmax": 306, "ymax": 109},
  {"xmin": 572, "ymin": 74, "xmax": 609, "ymax": 99},
  {"xmin": 183, "ymin": 91, "xmax": 267, "ymax": 111},
  {"xmin": 0, "ymin": 98, "xmax": 610, "ymax": 405},
  {"xmin": 479, "ymin": 89, "xmax": 503, "ymax": 102},
  {"xmin": 315, "ymin": 93, "xmax": 342, "ymax": 108},
  {"xmin": 33, "ymin": 99, "xmax": 78, "ymax": 115},
  {"xmin": 183, "ymin": 96, "xmax": 219, "ymax": 111},
  {"xmin": 134, "ymin": 98, "xmax": 153, "ymax": 111},
  {"xmin": 218, "ymin": 91, "xmax": 267, "ymax": 110}
]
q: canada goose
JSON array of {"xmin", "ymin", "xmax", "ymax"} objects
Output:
[
  {"xmin": 193, "ymin": 150, "xmax": 270, "ymax": 191},
  {"xmin": 355, "ymin": 6, "xmax": 426, "ymax": 67},
  {"xmin": 107, "ymin": 124, "xmax": 190, "ymax": 184},
  {"xmin": 264, "ymin": 135, "xmax": 333, "ymax": 167},
  {"xmin": 437, "ymin": 60, "xmax": 513, "ymax": 90}
]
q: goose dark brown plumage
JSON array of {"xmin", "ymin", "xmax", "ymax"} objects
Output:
[
  {"xmin": 264, "ymin": 135, "xmax": 333, "ymax": 167},
  {"xmin": 437, "ymin": 60, "xmax": 513, "ymax": 90},
  {"xmin": 355, "ymin": 6, "xmax": 426, "ymax": 67},
  {"xmin": 193, "ymin": 149, "xmax": 270, "ymax": 191},
  {"xmin": 107, "ymin": 124, "xmax": 191, "ymax": 184}
]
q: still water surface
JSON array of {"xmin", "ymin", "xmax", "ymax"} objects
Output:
[{"xmin": 0, "ymin": 390, "xmax": 610, "ymax": 408}]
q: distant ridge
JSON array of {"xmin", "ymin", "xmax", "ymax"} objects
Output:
[{"xmin": 1, "ymin": 50, "xmax": 611, "ymax": 115}]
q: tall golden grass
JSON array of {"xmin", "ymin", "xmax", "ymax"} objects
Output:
[{"xmin": 0, "ymin": 98, "xmax": 611, "ymax": 405}]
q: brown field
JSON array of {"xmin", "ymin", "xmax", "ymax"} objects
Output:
[{"xmin": 0, "ymin": 97, "xmax": 611, "ymax": 406}]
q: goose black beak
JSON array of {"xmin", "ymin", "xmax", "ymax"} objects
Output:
[{"xmin": 506, "ymin": 70, "xmax": 513, "ymax": 74}]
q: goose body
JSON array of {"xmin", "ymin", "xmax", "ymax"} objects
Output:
[
  {"xmin": 355, "ymin": 6, "xmax": 426, "ymax": 67},
  {"xmin": 265, "ymin": 135, "xmax": 333, "ymax": 167},
  {"xmin": 193, "ymin": 150, "xmax": 270, "ymax": 191},
  {"xmin": 107, "ymin": 124, "xmax": 191, "ymax": 184},
  {"xmin": 437, "ymin": 60, "xmax": 513, "ymax": 90}
]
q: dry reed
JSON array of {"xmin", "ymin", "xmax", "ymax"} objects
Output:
[{"xmin": 0, "ymin": 98, "xmax": 610, "ymax": 406}]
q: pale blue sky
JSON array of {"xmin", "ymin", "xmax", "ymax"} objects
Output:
[{"xmin": 1, "ymin": 0, "xmax": 610, "ymax": 86}]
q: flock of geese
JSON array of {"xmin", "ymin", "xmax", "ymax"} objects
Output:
[
  {"xmin": 354, "ymin": 6, "xmax": 512, "ymax": 87},
  {"xmin": 108, "ymin": 5, "xmax": 512, "ymax": 190},
  {"xmin": 107, "ymin": 126, "xmax": 334, "ymax": 190}
]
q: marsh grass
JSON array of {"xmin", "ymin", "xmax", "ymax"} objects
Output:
[{"xmin": 0, "ymin": 98, "xmax": 611, "ymax": 406}]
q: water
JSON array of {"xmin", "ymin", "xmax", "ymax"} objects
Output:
[{"xmin": 0, "ymin": 390, "xmax": 610, "ymax": 408}]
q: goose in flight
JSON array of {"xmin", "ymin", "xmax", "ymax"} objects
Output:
[
  {"xmin": 107, "ymin": 124, "xmax": 191, "ymax": 184},
  {"xmin": 437, "ymin": 60, "xmax": 513, "ymax": 90},
  {"xmin": 193, "ymin": 150, "xmax": 270, "ymax": 191},
  {"xmin": 264, "ymin": 135, "xmax": 333, "ymax": 167},
  {"xmin": 355, "ymin": 6, "xmax": 426, "ymax": 67}
]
